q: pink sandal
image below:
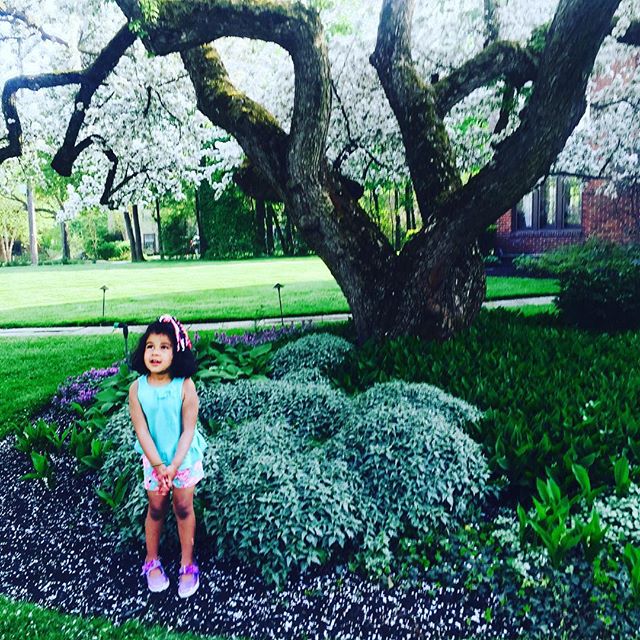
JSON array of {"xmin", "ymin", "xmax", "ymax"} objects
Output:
[
  {"xmin": 141, "ymin": 558, "xmax": 170, "ymax": 593},
  {"xmin": 178, "ymin": 563, "xmax": 200, "ymax": 598}
]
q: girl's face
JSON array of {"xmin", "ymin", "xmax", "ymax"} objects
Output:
[{"xmin": 143, "ymin": 332, "xmax": 174, "ymax": 375}]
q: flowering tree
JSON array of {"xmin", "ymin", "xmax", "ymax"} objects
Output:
[
  {"xmin": 0, "ymin": 0, "xmax": 218, "ymax": 262},
  {"xmin": 2, "ymin": 0, "xmax": 639, "ymax": 341}
]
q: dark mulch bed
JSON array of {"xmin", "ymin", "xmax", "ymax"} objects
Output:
[{"xmin": 0, "ymin": 434, "xmax": 521, "ymax": 639}]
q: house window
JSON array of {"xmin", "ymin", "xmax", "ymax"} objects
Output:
[
  {"xmin": 561, "ymin": 177, "xmax": 582, "ymax": 228},
  {"xmin": 540, "ymin": 177, "xmax": 557, "ymax": 229},
  {"xmin": 515, "ymin": 192, "xmax": 534, "ymax": 229},
  {"xmin": 143, "ymin": 233, "xmax": 156, "ymax": 252},
  {"xmin": 514, "ymin": 176, "xmax": 582, "ymax": 231}
]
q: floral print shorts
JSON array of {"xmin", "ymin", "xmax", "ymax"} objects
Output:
[{"xmin": 141, "ymin": 455, "xmax": 204, "ymax": 492}]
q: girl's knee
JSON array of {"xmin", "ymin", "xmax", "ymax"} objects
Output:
[
  {"xmin": 172, "ymin": 500, "xmax": 194, "ymax": 520},
  {"xmin": 172, "ymin": 490, "xmax": 194, "ymax": 520},
  {"xmin": 147, "ymin": 494, "xmax": 170, "ymax": 521},
  {"xmin": 148, "ymin": 504, "xmax": 168, "ymax": 521}
]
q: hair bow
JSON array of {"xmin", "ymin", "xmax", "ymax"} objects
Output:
[{"xmin": 158, "ymin": 314, "xmax": 192, "ymax": 352}]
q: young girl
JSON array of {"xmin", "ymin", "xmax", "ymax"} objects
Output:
[{"xmin": 128, "ymin": 314, "xmax": 206, "ymax": 598}]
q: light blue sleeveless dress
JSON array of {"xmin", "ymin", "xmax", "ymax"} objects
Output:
[{"xmin": 135, "ymin": 375, "xmax": 206, "ymax": 489}]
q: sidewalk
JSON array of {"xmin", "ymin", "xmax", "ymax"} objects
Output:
[{"xmin": 0, "ymin": 297, "xmax": 555, "ymax": 338}]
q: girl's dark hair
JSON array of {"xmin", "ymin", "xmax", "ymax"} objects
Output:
[{"xmin": 130, "ymin": 320, "xmax": 197, "ymax": 378}]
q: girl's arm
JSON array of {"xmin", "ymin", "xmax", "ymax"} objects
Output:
[
  {"xmin": 129, "ymin": 380, "xmax": 165, "ymax": 467},
  {"xmin": 167, "ymin": 378, "xmax": 199, "ymax": 475}
]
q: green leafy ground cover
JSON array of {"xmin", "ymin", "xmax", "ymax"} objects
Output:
[
  {"xmin": 331, "ymin": 309, "xmax": 640, "ymax": 499},
  {"xmin": 0, "ymin": 258, "xmax": 558, "ymax": 327}
]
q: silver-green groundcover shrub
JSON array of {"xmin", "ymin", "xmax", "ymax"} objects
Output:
[
  {"xmin": 268, "ymin": 332, "xmax": 353, "ymax": 379},
  {"xmin": 97, "ymin": 335, "xmax": 489, "ymax": 587},
  {"xmin": 200, "ymin": 418, "xmax": 363, "ymax": 588},
  {"xmin": 98, "ymin": 407, "xmax": 149, "ymax": 543},
  {"xmin": 198, "ymin": 377, "xmax": 351, "ymax": 440}
]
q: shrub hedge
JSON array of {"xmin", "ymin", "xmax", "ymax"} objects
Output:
[
  {"xmin": 514, "ymin": 239, "xmax": 640, "ymax": 331},
  {"xmin": 330, "ymin": 309, "xmax": 640, "ymax": 500},
  {"xmin": 200, "ymin": 418, "xmax": 363, "ymax": 588},
  {"xmin": 198, "ymin": 377, "xmax": 351, "ymax": 441}
]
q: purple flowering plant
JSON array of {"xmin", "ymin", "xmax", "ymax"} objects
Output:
[
  {"xmin": 50, "ymin": 365, "xmax": 121, "ymax": 412},
  {"xmin": 211, "ymin": 320, "xmax": 313, "ymax": 347}
]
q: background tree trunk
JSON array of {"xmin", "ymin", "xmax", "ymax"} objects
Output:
[
  {"xmin": 284, "ymin": 206, "xmax": 294, "ymax": 255},
  {"xmin": 155, "ymin": 199, "xmax": 165, "ymax": 259},
  {"xmin": 265, "ymin": 202, "xmax": 274, "ymax": 255},
  {"xmin": 394, "ymin": 187, "xmax": 402, "ymax": 251},
  {"xmin": 60, "ymin": 221, "xmax": 70, "ymax": 261},
  {"xmin": 131, "ymin": 204, "xmax": 144, "ymax": 261},
  {"xmin": 122, "ymin": 209, "xmax": 137, "ymax": 262},
  {"xmin": 194, "ymin": 189, "xmax": 207, "ymax": 258},
  {"xmin": 26, "ymin": 180, "xmax": 38, "ymax": 266},
  {"xmin": 254, "ymin": 198, "xmax": 266, "ymax": 256},
  {"xmin": 405, "ymin": 182, "xmax": 415, "ymax": 230}
]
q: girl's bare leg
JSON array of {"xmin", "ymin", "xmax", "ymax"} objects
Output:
[
  {"xmin": 172, "ymin": 486, "xmax": 196, "ymax": 567},
  {"xmin": 145, "ymin": 490, "xmax": 170, "ymax": 578}
]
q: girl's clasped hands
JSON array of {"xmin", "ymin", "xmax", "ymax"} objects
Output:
[{"xmin": 154, "ymin": 463, "xmax": 177, "ymax": 496}]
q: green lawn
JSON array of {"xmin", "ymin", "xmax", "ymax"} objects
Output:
[
  {"xmin": 0, "ymin": 596, "xmax": 233, "ymax": 640},
  {"xmin": 0, "ymin": 257, "xmax": 558, "ymax": 327},
  {"xmin": 0, "ymin": 335, "xmax": 123, "ymax": 438}
]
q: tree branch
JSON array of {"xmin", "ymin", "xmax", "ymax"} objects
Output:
[
  {"xmin": 0, "ymin": 24, "xmax": 135, "ymax": 172},
  {"xmin": 370, "ymin": 0, "xmax": 461, "ymax": 217},
  {"xmin": 433, "ymin": 41, "xmax": 539, "ymax": 117},
  {"xmin": 438, "ymin": 0, "xmax": 622, "ymax": 246},
  {"xmin": 115, "ymin": 0, "xmax": 331, "ymax": 194},
  {"xmin": 1, "ymin": 71, "xmax": 83, "ymax": 163},
  {"xmin": 329, "ymin": 78, "xmax": 395, "ymax": 177},
  {"xmin": 180, "ymin": 44, "xmax": 289, "ymax": 195},
  {"xmin": 51, "ymin": 25, "xmax": 136, "ymax": 176}
]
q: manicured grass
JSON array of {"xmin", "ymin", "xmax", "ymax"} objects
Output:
[
  {"xmin": 485, "ymin": 276, "xmax": 557, "ymax": 300},
  {"xmin": 506, "ymin": 303, "xmax": 557, "ymax": 316},
  {"xmin": 0, "ymin": 335, "xmax": 123, "ymax": 438},
  {"xmin": 0, "ymin": 257, "xmax": 558, "ymax": 327},
  {"xmin": 0, "ymin": 596, "xmax": 234, "ymax": 640}
]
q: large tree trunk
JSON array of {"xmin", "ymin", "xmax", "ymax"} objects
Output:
[{"xmin": 93, "ymin": 0, "xmax": 627, "ymax": 341}]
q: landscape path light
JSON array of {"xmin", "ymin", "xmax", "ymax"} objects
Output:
[
  {"xmin": 273, "ymin": 283, "xmax": 284, "ymax": 326},
  {"xmin": 100, "ymin": 285, "xmax": 108, "ymax": 321}
]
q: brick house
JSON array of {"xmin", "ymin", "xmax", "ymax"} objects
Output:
[
  {"xmin": 495, "ymin": 177, "xmax": 640, "ymax": 255},
  {"xmin": 496, "ymin": 48, "xmax": 640, "ymax": 256}
]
